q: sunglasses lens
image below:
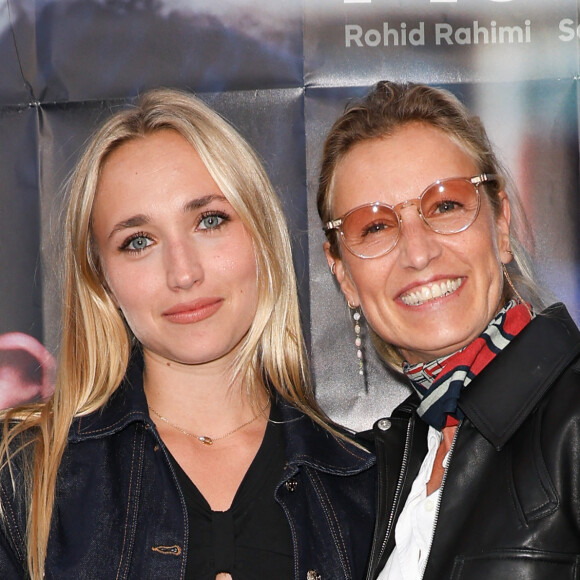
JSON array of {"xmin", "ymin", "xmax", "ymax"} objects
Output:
[
  {"xmin": 341, "ymin": 204, "xmax": 399, "ymax": 258},
  {"xmin": 421, "ymin": 179, "xmax": 479, "ymax": 233},
  {"xmin": 335, "ymin": 178, "xmax": 482, "ymax": 258}
]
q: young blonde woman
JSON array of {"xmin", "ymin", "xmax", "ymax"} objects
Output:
[
  {"xmin": 318, "ymin": 81, "xmax": 580, "ymax": 579},
  {"xmin": 0, "ymin": 88, "xmax": 375, "ymax": 579}
]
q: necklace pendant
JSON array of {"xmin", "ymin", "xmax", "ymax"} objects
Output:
[{"xmin": 198, "ymin": 436, "xmax": 213, "ymax": 445}]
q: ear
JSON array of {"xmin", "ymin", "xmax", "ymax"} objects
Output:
[
  {"xmin": 495, "ymin": 191, "xmax": 512, "ymax": 264},
  {"xmin": 323, "ymin": 241, "xmax": 360, "ymax": 308}
]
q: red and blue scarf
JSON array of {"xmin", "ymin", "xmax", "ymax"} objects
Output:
[{"xmin": 403, "ymin": 300, "xmax": 533, "ymax": 430}]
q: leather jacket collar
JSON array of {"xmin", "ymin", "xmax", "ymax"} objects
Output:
[{"xmin": 458, "ymin": 302, "xmax": 580, "ymax": 449}]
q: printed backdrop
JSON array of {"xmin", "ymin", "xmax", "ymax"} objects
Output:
[{"xmin": 1, "ymin": 0, "xmax": 578, "ymax": 429}]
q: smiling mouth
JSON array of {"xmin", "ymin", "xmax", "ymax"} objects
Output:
[{"xmin": 400, "ymin": 278, "xmax": 463, "ymax": 306}]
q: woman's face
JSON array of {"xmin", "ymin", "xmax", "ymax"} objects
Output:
[
  {"xmin": 326, "ymin": 123, "xmax": 512, "ymax": 364},
  {"xmin": 91, "ymin": 130, "xmax": 259, "ymax": 369}
]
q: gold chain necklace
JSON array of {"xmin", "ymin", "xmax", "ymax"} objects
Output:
[{"xmin": 148, "ymin": 400, "xmax": 270, "ymax": 445}]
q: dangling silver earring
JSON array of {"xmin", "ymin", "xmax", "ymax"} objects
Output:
[
  {"xmin": 348, "ymin": 301, "xmax": 364, "ymax": 376},
  {"xmin": 502, "ymin": 262, "xmax": 532, "ymax": 318}
]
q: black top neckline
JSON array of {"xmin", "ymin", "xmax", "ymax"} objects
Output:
[{"xmin": 168, "ymin": 400, "xmax": 293, "ymax": 579}]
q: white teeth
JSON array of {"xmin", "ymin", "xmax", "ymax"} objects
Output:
[{"xmin": 401, "ymin": 278, "xmax": 462, "ymax": 306}]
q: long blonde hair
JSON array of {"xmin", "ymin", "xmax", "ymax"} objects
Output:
[{"xmin": 1, "ymin": 88, "xmax": 325, "ymax": 579}]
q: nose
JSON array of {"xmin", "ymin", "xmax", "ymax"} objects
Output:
[
  {"xmin": 396, "ymin": 205, "xmax": 442, "ymax": 269},
  {"xmin": 164, "ymin": 239, "xmax": 203, "ymax": 291}
]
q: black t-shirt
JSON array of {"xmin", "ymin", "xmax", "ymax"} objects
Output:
[{"xmin": 169, "ymin": 404, "xmax": 293, "ymax": 579}]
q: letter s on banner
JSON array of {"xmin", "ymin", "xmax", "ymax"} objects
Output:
[{"xmin": 559, "ymin": 19, "xmax": 578, "ymax": 42}]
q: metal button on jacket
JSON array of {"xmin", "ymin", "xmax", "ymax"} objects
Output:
[
  {"xmin": 307, "ymin": 570, "xmax": 321, "ymax": 580},
  {"xmin": 377, "ymin": 418, "xmax": 391, "ymax": 431},
  {"xmin": 285, "ymin": 477, "xmax": 298, "ymax": 492}
]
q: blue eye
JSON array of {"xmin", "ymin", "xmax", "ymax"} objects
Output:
[
  {"xmin": 122, "ymin": 234, "xmax": 153, "ymax": 252},
  {"xmin": 433, "ymin": 200, "xmax": 462, "ymax": 214},
  {"xmin": 198, "ymin": 212, "xmax": 229, "ymax": 230}
]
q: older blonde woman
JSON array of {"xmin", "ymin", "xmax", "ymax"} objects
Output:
[{"xmin": 318, "ymin": 81, "xmax": 580, "ymax": 580}]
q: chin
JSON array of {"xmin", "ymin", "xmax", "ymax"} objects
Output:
[{"xmin": 404, "ymin": 335, "xmax": 474, "ymax": 363}]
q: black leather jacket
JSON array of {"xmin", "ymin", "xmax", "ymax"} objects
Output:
[
  {"xmin": 365, "ymin": 303, "xmax": 580, "ymax": 580},
  {"xmin": 0, "ymin": 355, "xmax": 376, "ymax": 579}
]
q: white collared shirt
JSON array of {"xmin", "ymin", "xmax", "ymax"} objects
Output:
[{"xmin": 378, "ymin": 426, "xmax": 449, "ymax": 580}]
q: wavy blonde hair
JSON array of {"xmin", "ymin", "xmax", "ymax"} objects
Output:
[
  {"xmin": 317, "ymin": 81, "xmax": 546, "ymax": 369},
  {"xmin": 1, "ymin": 88, "xmax": 325, "ymax": 578}
]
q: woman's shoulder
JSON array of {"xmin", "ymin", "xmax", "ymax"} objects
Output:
[
  {"xmin": 539, "ymin": 349, "xmax": 580, "ymax": 420},
  {"xmin": 525, "ymin": 303, "xmax": 580, "ymax": 420},
  {"xmin": 274, "ymin": 397, "xmax": 376, "ymax": 474}
]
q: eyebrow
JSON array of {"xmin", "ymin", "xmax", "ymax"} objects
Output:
[
  {"xmin": 183, "ymin": 194, "xmax": 227, "ymax": 213},
  {"xmin": 108, "ymin": 214, "xmax": 149, "ymax": 239},
  {"xmin": 107, "ymin": 194, "xmax": 228, "ymax": 240}
]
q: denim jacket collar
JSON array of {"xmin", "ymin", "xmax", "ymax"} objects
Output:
[
  {"xmin": 69, "ymin": 350, "xmax": 152, "ymax": 443},
  {"xmin": 69, "ymin": 351, "xmax": 375, "ymax": 476}
]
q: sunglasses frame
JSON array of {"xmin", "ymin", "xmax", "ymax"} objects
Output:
[{"xmin": 324, "ymin": 174, "xmax": 497, "ymax": 259}]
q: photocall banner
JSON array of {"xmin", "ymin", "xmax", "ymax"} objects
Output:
[
  {"xmin": 305, "ymin": 0, "xmax": 580, "ymax": 428},
  {"xmin": 0, "ymin": 0, "xmax": 578, "ymax": 428}
]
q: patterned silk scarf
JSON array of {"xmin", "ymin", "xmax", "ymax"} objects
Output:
[{"xmin": 403, "ymin": 300, "xmax": 533, "ymax": 430}]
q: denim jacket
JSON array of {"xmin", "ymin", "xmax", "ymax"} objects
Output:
[{"xmin": 0, "ymin": 356, "xmax": 376, "ymax": 580}]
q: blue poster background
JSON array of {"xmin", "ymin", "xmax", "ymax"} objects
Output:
[{"xmin": 0, "ymin": 0, "xmax": 578, "ymax": 428}]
